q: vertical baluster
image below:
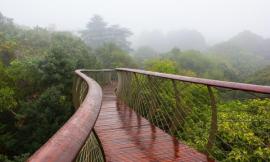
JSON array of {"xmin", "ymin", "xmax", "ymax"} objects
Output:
[
  {"xmin": 108, "ymin": 71, "xmax": 112, "ymax": 85},
  {"xmin": 125, "ymin": 72, "xmax": 133, "ymax": 107},
  {"xmin": 116, "ymin": 71, "xmax": 121, "ymax": 96},
  {"xmin": 121, "ymin": 72, "xmax": 127, "ymax": 103},
  {"xmin": 131, "ymin": 72, "xmax": 138, "ymax": 110},
  {"xmin": 206, "ymin": 86, "xmax": 218, "ymax": 153}
]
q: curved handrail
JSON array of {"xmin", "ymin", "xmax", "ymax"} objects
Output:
[
  {"xmin": 26, "ymin": 68, "xmax": 270, "ymax": 161},
  {"xmin": 27, "ymin": 70, "xmax": 103, "ymax": 162},
  {"xmin": 116, "ymin": 68, "xmax": 270, "ymax": 94}
]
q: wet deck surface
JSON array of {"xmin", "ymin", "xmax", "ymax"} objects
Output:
[{"xmin": 94, "ymin": 85, "xmax": 211, "ymax": 162}]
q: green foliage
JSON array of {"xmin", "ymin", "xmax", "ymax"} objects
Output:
[
  {"xmin": 95, "ymin": 43, "xmax": 136, "ymax": 68},
  {"xmin": 6, "ymin": 57, "xmax": 41, "ymax": 98},
  {"xmin": 0, "ymin": 153, "xmax": 29, "ymax": 162},
  {"xmin": 0, "ymin": 32, "xmax": 17, "ymax": 65},
  {"xmin": 0, "ymin": 11, "xmax": 138, "ymax": 161},
  {"xmin": 178, "ymin": 98, "xmax": 270, "ymax": 161},
  {"xmin": 164, "ymin": 50, "xmax": 238, "ymax": 80},
  {"xmin": 208, "ymin": 31, "xmax": 270, "ymax": 80},
  {"xmin": 38, "ymin": 47, "xmax": 75, "ymax": 89},
  {"xmin": 13, "ymin": 86, "xmax": 73, "ymax": 154},
  {"xmin": 144, "ymin": 49, "xmax": 237, "ymax": 80},
  {"xmin": 144, "ymin": 59, "xmax": 177, "ymax": 74},
  {"xmin": 246, "ymin": 65, "xmax": 270, "ymax": 85},
  {"xmin": 214, "ymin": 99, "xmax": 270, "ymax": 161},
  {"xmin": 0, "ymin": 87, "xmax": 17, "ymax": 112}
]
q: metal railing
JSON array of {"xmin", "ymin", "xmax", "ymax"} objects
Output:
[
  {"xmin": 116, "ymin": 68, "xmax": 270, "ymax": 161},
  {"xmin": 27, "ymin": 68, "xmax": 270, "ymax": 162}
]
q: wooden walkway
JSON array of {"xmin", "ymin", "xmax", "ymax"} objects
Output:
[{"xmin": 94, "ymin": 85, "xmax": 212, "ymax": 162}]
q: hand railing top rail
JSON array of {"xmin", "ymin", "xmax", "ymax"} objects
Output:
[
  {"xmin": 80, "ymin": 69, "xmax": 115, "ymax": 72},
  {"xmin": 116, "ymin": 68, "xmax": 270, "ymax": 94},
  {"xmin": 27, "ymin": 70, "xmax": 103, "ymax": 162}
]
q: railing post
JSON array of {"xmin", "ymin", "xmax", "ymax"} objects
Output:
[
  {"xmin": 124, "ymin": 71, "xmax": 131, "ymax": 104},
  {"xmin": 116, "ymin": 71, "xmax": 122, "ymax": 97},
  {"xmin": 132, "ymin": 72, "xmax": 142, "ymax": 113},
  {"xmin": 206, "ymin": 86, "xmax": 218, "ymax": 153},
  {"xmin": 146, "ymin": 75, "xmax": 159, "ymax": 123},
  {"xmin": 108, "ymin": 71, "xmax": 112, "ymax": 85}
]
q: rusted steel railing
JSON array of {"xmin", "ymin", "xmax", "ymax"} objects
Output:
[
  {"xmin": 116, "ymin": 68, "xmax": 270, "ymax": 161},
  {"xmin": 28, "ymin": 70, "xmax": 104, "ymax": 162}
]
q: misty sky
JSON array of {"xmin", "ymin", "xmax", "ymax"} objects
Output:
[{"xmin": 1, "ymin": 0, "xmax": 270, "ymax": 43}]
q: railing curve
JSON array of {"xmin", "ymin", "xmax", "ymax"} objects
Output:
[{"xmin": 27, "ymin": 70, "xmax": 103, "ymax": 162}]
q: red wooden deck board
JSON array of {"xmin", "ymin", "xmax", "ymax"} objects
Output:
[{"xmin": 94, "ymin": 85, "xmax": 212, "ymax": 162}]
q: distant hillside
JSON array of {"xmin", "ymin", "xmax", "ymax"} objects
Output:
[
  {"xmin": 208, "ymin": 31, "xmax": 270, "ymax": 79},
  {"xmin": 133, "ymin": 30, "xmax": 207, "ymax": 52},
  {"xmin": 210, "ymin": 31, "xmax": 270, "ymax": 58}
]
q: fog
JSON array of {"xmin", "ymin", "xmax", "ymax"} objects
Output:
[
  {"xmin": 1, "ymin": 0, "xmax": 270, "ymax": 45},
  {"xmin": 1, "ymin": 2, "xmax": 270, "ymax": 160}
]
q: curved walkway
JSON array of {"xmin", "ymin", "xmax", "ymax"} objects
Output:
[{"xmin": 94, "ymin": 85, "xmax": 213, "ymax": 162}]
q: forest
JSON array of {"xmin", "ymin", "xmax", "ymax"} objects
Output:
[{"xmin": 0, "ymin": 12, "xmax": 270, "ymax": 162}]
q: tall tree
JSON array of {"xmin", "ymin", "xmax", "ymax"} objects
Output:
[
  {"xmin": 81, "ymin": 15, "xmax": 132, "ymax": 51},
  {"xmin": 81, "ymin": 15, "xmax": 107, "ymax": 49}
]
